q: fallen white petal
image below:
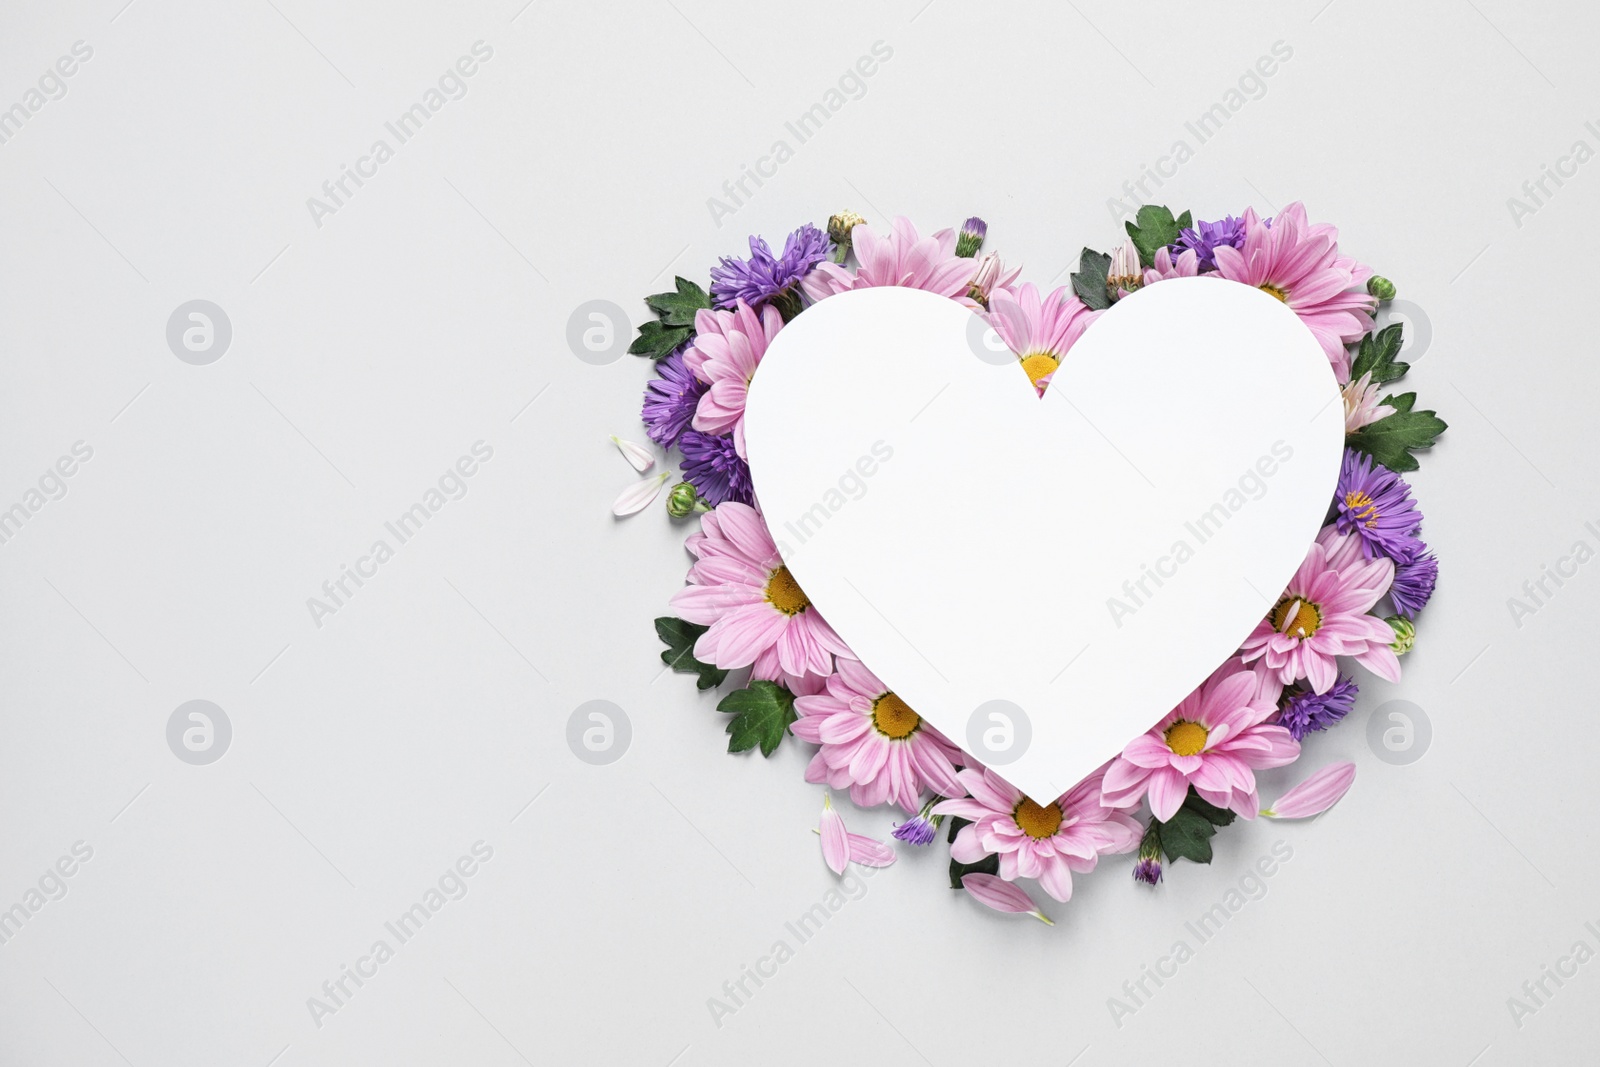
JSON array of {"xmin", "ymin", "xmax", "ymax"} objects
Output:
[
  {"xmin": 611, "ymin": 434, "xmax": 655, "ymax": 472},
  {"xmin": 612, "ymin": 471, "xmax": 670, "ymax": 516}
]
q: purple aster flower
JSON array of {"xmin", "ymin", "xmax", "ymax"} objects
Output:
[
  {"xmin": 1335, "ymin": 448, "xmax": 1422, "ymax": 561},
  {"xmin": 641, "ymin": 350, "xmax": 706, "ymax": 449},
  {"xmin": 1172, "ymin": 215, "xmax": 1247, "ymax": 271},
  {"xmin": 679, "ymin": 430, "xmax": 754, "ymax": 507},
  {"xmin": 1277, "ymin": 677, "xmax": 1359, "ymax": 741},
  {"xmin": 955, "ymin": 216, "xmax": 987, "ymax": 258},
  {"xmin": 709, "ymin": 224, "xmax": 832, "ymax": 314},
  {"xmin": 1390, "ymin": 547, "xmax": 1438, "ymax": 618}
]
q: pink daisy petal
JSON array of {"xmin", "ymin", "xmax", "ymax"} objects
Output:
[
  {"xmin": 960, "ymin": 873, "xmax": 1053, "ymax": 924},
  {"xmin": 818, "ymin": 796, "xmax": 849, "ymax": 875},
  {"xmin": 1263, "ymin": 761, "xmax": 1357, "ymax": 819},
  {"xmin": 846, "ymin": 833, "xmax": 897, "ymax": 867},
  {"xmin": 1147, "ymin": 767, "xmax": 1189, "ymax": 822}
]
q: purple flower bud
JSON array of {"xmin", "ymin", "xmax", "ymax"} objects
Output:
[
  {"xmin": 1134, "ymin": 823, "xmax": 1163, "ymax": 885},
  {"xmin": 892, "ymin": 816, "xmax": 938, "ymax": 846},
  {"xmin": 955, "ymin": 216, "xmax": 987, "ymax": 258}
]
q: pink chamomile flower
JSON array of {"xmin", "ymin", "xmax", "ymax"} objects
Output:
[
  {"xmin": 801, "ymin": 217, "xmax": 978, "ymax": 305},
  {"xmin": 1101, "ymin": 664, "xmax": 1301, "ymax": 822},
  {"xmin": 1211, "ymin": 202, "xmax": 1376, "ymax": 381},
  {"xmin": 986, "ymin": 282, "xmax": 1101, "ymax": 396},
  {"xmin": 668, "ymin": 503, "xmax": 849, "ymax": 678},
  {"xmin": 682, "ymin": 299, "xmax": 784, "ymax": 458},
  {"xmin": 1139, "ymin": 245, "xmax": 1201, "ymax": 288},
  {"xmin": 791, "ymin": 657, "xmax": 964, "ymax": 813},
  {"xmin": 1239, "ymin": 525, "xmax": 1399, "ymax": 693},
  {"xmin": 932, "ymin": 766, "xmax": 1140, "ymax": 903}
]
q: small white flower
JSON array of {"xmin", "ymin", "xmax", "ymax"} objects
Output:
[
  {"xmin": 611, "ymin": 435, "xmax": 655, "ymax": 472},
  {"xmin": 612, "ymin": 470, "xmax": 671, "ymax": 516}
]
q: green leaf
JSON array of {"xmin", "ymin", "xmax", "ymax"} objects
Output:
[
  {"xmin": 1152, "ymin": 788, "xmax": 1238, "ymax": 866},
  {"xmin": 716, "ymin": 680, "xmax": 796, "ymax": 757},
  {"xmin": 1347, "ymin": 408, "xmax": 1448, "ymax": 473},
  {"xmin": 948, "ymin": 852, "xmax": 1000, "ymax": 888},
  {"xmin": 631, "ymin": 277, "xmax": 713, "ymax": 358},
  {"xmin": 1070, "ymin": 247, "xmax": 1112, "ymax": 311},
  {"xmin": 654, "ymin": 616, "xmax": 727, "ymax": 690},
  {"xmin": 1125, "ymin": 205, "xmax": 1191, "ymax": 268},
  {"xmin": 1382, "ymin": 391, "xmax": 1417, "ymax": 415},
  {"xmin": 1156, "ymin": 807, "xmax": 1218, "ymax": 864},
  {"xmin": 1182, "ymin": 792, "xmax": 1237, "ymax": 828},
  {"xmin": 628, "ymin": 319, "xmax": 693, "ymax": 361},
  {"xmin": 945, "ymin": 817, "xmax": 1000, "ymax": 888},
  {"xmin": 644, "ymin": 276, "xmax": 712, "ymax": 327},
  {"xmin": 1349, "ymin": 323, "xmax": 1409, "ymax": 384}
]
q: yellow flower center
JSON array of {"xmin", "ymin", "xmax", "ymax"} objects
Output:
[
  {"xmin": 1271, "ymin": 596, "xmax": 1322, "ymax": 638},
  {"xmin": 1260, "ymin": 284, "xmax": 1289, "ymax": 302},
  {"xmin": 1345, "ymin": 489, "xmax": 1380, "ymax": 528},
  {"xmin": 1013, "ymin": 797, "xmax": 1063, "ymax": 839},
  {"xmin": 764, "ymin": 565, "xmax": 811, "ymax": 616},
  {"xmin": 870, "ymin": 692, "xmax": 921, "ymax": 739},
  {"xmin": 1019, "ymin": 353, "xmax": 1059, "ymax": 387},
  {"xmin": 1165, "ymin": 719, "xmax": 1209, "ymax": 756}
]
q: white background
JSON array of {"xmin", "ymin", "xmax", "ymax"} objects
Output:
[{"xmin": 0, "ymin": 1, "xmax": 1595, "ymax": 1064}]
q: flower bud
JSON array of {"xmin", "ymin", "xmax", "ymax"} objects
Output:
[
  {"xmin": 1133, "ymin": 827, "xmax": 1163, "ymax": 886},
  {"xmin": 827, "ymin": 211, "xmax": 867, "ymax": 248},
  {"xmin": 666, "ymin": 481, "xmax": 707, "ymax": 518},
  {"xmin": 1107, "ymin": 237, "xmax": 1143, "ymax": 299},
  {"xmin": 892, "ymin": 797, "xmax": 943, "ymax": 846},
  {"xmin": 1367, "ymin": 275, "xmax": 1396, "ymax": 302},
  {"xmin": 1386, "ymin": 615, "xmax": 1416, "ymax": 655},
  {"xmin": 967, "ymin": 252, "xmax": 1005, "ymax": 307},
  {"xmin": 955, "ymin": 216, "xmax": 987, "ymax": 258}
]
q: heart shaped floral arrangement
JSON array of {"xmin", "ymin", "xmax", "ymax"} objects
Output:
[{"xmin": 614, "ymin": 204, "xmax": 1446, "ymax": 923}]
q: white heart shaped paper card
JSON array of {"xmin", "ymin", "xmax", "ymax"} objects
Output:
[{"xmin": 742, "ymin": 278, "xmax": 1344, "ymax": 801}]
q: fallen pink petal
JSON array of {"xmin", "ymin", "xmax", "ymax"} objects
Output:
[
  {"xmin": 1262, "ymin": 760, "xmax": 1357, "ymax": 819},
  {"xmin": 961, "ymin": 873, "xmax": 1053, "ymax": 925},
  {"xmin": 846, "ymin": 832, "xmax": 896, "ymax": 867},
  {"xmin": 819, "ymin": 793, "xmax": 849, "ymax": 874}
]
